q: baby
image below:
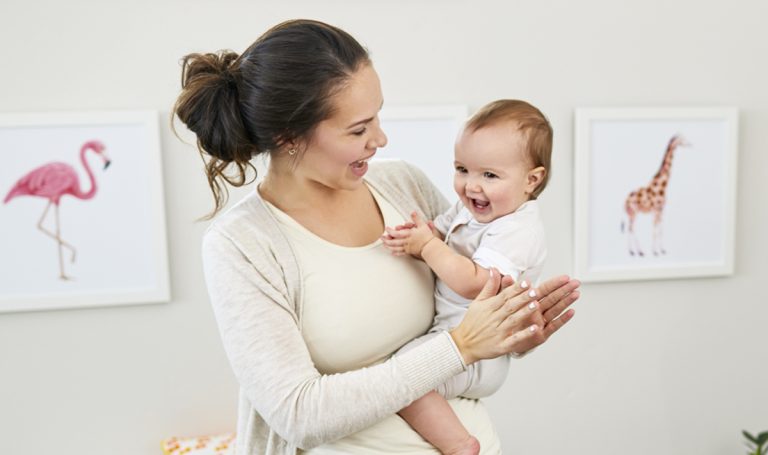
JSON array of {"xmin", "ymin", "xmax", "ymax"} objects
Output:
[{"xmin": 383, "ymin": 99, "xmax": 552, "ymax": 454}]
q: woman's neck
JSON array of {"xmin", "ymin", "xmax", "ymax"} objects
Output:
[
  {"xmin": 259, "ymin": 168, "xmax": 360, "ymax": 214},
  {"xmin": 259, "ymin": 166, "xmax": 384, "ymax": 247}
]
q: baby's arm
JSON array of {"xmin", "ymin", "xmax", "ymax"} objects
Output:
[{"xmin": 382, "ymin": 212, "xmax": 490, "ymax": 299}]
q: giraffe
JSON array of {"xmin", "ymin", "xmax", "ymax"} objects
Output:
[{"xmin": 622, "ymin": 135, "xmax": 690, "ymax": 256}]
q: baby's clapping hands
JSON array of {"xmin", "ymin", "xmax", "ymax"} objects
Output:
[{"xmin": 382, "ymin": 211, "xmax": 440, "ymax": 259}]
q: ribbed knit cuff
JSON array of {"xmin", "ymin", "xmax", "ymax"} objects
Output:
[{"xmin": 395, "ymin": 331, "xmax": 466, "ymax": 399}]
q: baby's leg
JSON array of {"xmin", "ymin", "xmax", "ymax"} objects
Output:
[
  {"xmin": 399, "ymin": 391, "xmax": 480, "ymax": 455},
  {"xmin": 460, "ymin": 355, "xmax": 510, "ymax": 400}
]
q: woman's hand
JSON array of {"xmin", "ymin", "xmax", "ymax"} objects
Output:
[{"xmin": 449, "ymin": 270, "xmax": 580, "ymax": 365}]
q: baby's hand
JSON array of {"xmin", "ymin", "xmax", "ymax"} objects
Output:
[{"xmin": 381, "ymin": 212, "xmax": 437, "ymax": 258}]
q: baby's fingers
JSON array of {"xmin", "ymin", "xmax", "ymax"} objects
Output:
[
  {"xmin": 410, "ymin": 211, "xmax": 427, "ymax": 226},
  {"xmin": 385, "ymin": 226, "xmax": 412, "ymax": 239},
  {"xmin": 381, "ymin": 235, "xmax": 406, "ymax": 253}
]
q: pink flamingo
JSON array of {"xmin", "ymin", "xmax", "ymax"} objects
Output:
[{"xmin": 3, "ymin": 140, "xmax": 111, "ymax": 280}]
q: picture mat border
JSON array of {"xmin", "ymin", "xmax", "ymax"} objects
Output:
[
  {"xmin": 573, "ymin": 107, "xmax": 738, "ymax": 283},
  {"xmin": 0, "ymin": 110, "xmax": 171, "ymax": 312}
]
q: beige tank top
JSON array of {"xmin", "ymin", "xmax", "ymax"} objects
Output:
[{"xmin": 265, "ymin": 184, "xmax": 501, "ymax": 454}]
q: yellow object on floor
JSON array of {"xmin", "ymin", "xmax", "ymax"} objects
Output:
[{"xmin": 161, "ymin": 433, "xmax": 235, "ymax": 454}]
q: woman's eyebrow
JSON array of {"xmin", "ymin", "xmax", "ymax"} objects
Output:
[
  {"xmin": 346, "ymin": 116, "xmax": 373, "ymax": 129},
  {"xmin": 346, "ymin": 100, "xmax": 384, "ymax": 129}
]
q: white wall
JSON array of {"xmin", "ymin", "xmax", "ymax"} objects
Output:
[{"xmin": 1, "ymin": 1, "xmax": 766, "ymax": 454}]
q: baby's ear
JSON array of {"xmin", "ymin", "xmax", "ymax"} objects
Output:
[{"xmin": 526, "ymin": 166, "xmax": 546, "ymax": 193}]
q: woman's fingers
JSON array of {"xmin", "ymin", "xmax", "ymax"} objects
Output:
[
  {"xmin": 534, "ymin": 275, "xmax": 571, "ymax": 305},
  {"xmin": 475, "ymin": 268, "xmax": 502, "ymax": 301},
  {"xmin": 538, "ymin": 278, "xmax": 580, "ymax": 318},
  {"xmin": 497, "ymin": 278, "xmax": 538, "ymax": 315},
  {"xmin": 499, "ymin": 274, "xmax": 515, "ymax": 291},
  {"xmin": 449, "ymin": 269, "xmax": 507, "ymax": 365},
  {"xmin": 502, "ymin": 323, "xmax": 545, "ymax": 354},
  {"xmin": 542, "ymin": 287, "xmax": 579, "ymax": 323},
  {"xmin": 499, "ymin": 298, "xmax": 543, "ymax": 332},
  {"xmin": 497, "ymin": 275, "xmax": 580, "ymax": 354},
  {"xmin": 541, "ymin": 306, "xmax": 576, "ymax": 339},
  {"xmin": 452, "ymin": 272, "xmax": 581, "ymax": 363}
]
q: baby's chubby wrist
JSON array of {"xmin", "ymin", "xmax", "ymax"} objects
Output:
[{"xmin": 417, "ymin": 236, "xmax": 439, "ymax": 257}]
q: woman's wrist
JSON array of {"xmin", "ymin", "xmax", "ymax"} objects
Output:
[{"xmin": 448, "ymin": 326, "xmax": 476, "ymax": 366}]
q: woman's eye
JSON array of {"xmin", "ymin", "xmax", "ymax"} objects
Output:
[
  {"xmin": 483, "ymin": 172, "xmax": 498, "ymax": 179},
  {"xmin": 352, "ymin": 128, "xmax": 367, "ymax": 136}
]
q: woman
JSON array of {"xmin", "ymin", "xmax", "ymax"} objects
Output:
[{"xmin": 174, "ymin": 19, "xmax": 580, "ymax": 455}]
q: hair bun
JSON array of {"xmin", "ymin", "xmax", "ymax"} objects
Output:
[
  {"xmin": 180, "ymin": 50, "xmax": 239, "ymax": 90},
  {"xmin": 174, "ymin": 49, "xmax": 254, "ymax": 166}
]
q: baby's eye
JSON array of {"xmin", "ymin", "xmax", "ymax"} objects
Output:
[
  {"xmin": 483, "ymin": 172, "xmax": 498, "ymax": 179},
  {"xmin": 455, "ymin": 166, "xmax": 467, "ymax": 173}
]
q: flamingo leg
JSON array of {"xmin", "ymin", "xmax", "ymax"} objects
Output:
[
  {"xmin": 36, "ymin": 201, "xmax": 77, "ymax": 263},
  {"xmin": 36, "ymin": 201, "xmax": 75, "ymax": 280},
  {"xmin": 54, "ymin": 204, "xmax": 72, "ymax": 280}
]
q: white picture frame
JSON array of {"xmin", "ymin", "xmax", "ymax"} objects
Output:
[
  {"xmin": 573, "ymin": 107, "xmax": 738, "ymax": 282},
  {"xmin": 376, "ymin": 105, "xmax": 468, "ymax": 200},
  {"xmin": 0, "ymin": 110, "xmax": 170, "ymax": 312}
]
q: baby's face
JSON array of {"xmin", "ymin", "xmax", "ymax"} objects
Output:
[{"xmin": 453, "ymin": 122, "xmax": 536, "ymax": 223}]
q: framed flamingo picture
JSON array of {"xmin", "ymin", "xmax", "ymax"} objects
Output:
[
  {"xmin": 573, "ymin": 107, "xmax": 738, "ymax": 282},
  {"xmin": 0, "ymin": 111, "xmax": 170, "ymax": 312}
]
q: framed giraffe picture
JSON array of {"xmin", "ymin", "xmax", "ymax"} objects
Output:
[
  {"xmin": 573, "ymin": 107, "xmax": 738, "ymax": 282},
  {"xmin": 0, "ymin": 110, "xmax": 170, "ymax": 312}
]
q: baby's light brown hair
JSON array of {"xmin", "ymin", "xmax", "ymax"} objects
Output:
[{"xmin": 465, "ymin": 99, "xmax": 553, "ymax": 198}]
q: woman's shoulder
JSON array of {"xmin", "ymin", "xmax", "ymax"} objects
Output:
[
  {"xmin": 202, "ymin": 190, "xmax": 285, "ymax": 257},
  {"xmin": 201, "ymin": 190, "xmax": 300, "ymax": 303}
]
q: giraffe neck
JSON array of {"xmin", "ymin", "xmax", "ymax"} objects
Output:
[{"xmin": 653, "ymin": 141, "xmax": 677, "ymax": 183}]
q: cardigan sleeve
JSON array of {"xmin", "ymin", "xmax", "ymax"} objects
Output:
[{"xmin": 202, "ymin": 227, "xmax": 465, "ymax": 449}]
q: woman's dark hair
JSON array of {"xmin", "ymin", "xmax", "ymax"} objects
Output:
[{"xmin": 173, "ymin": 19, "xmax": 370, "ymax": 217}]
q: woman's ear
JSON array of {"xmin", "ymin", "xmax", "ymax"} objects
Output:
[
  {"xmin": 525, "ymin": 166, "xmax": 546, "ymax": 194},
  {"xmin": 274, "ymin": 137, "xmax": 302, "ymax": 158}
]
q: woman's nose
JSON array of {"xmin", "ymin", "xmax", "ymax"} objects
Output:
[{"xmin": 368, "ymin": 122, "xmax": 387, "ymax": 149}]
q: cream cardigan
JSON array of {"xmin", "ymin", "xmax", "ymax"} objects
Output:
[{"xmin": 202, "ymin": 160, "xmax": 470, "ymax": 455}]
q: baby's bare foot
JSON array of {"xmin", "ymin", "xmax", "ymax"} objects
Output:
[{"xmin": 443, "ymin": 435, "xmax": 480, "ymax": 455}]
